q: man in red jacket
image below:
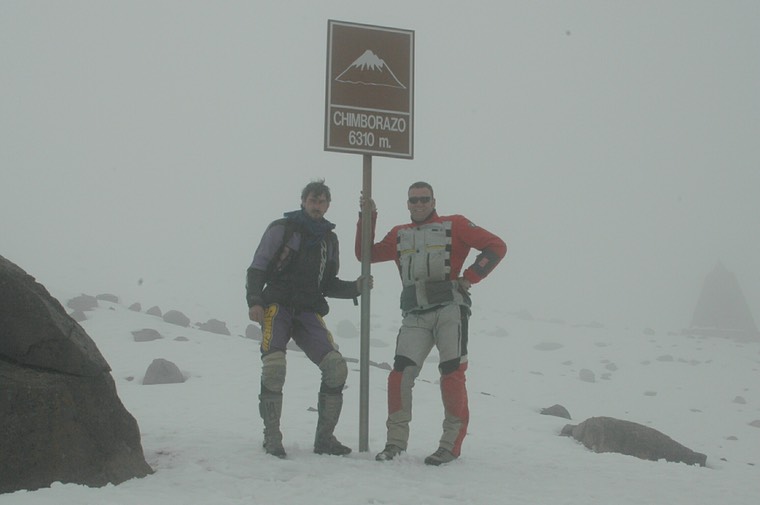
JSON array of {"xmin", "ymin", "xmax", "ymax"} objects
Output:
[{"xmin": 356, "ymin": 181, "xmax": 506, "ymax": 465}]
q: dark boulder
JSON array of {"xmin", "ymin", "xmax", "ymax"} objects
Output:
[
  {"xmin": 0, "ymin": 255, "xmax": 152, "ymax": 493},
  {"xmin": 142, "ymin": 358, "xmax": 185, "ymax": 385},
  {"xmin": 131, "ymin": 328, "xmax": 163, "ymax": 342},
  {"xmin": 561, "ymin": 416, "xmax": 707, "ymax": 466},
  {"xmin": 163, "ymin": 309, "xmax": 191, "ymax": 327}
]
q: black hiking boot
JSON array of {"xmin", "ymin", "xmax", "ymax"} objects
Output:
[
  {"xmin": 424, "ymin": 447, "xmax": 457, "ymax": 466},
  {"xmin": 262, "ymin": 438, "xmax": 286, "ymax": 458},
  {"xmin": 375, "ymin": 444, "xmax": 404, "ymax": 461},
  {"xmin": 314, "ymin": 435, "xmax": 352, "ymax": 456}
]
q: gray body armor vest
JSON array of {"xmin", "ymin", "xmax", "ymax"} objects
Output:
[{"xmin": 397, "ymin": 222, "xmax": 470, "ymax": 314}]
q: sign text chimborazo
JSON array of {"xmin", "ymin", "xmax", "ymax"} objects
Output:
[{"xmin": 325, "ymin": 20, "xmax": 414, "ymax": 159}]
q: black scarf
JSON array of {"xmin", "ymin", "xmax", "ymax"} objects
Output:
[{"xmin": 283, "ymin": 209, "xmax": 335, "ymax": 248}]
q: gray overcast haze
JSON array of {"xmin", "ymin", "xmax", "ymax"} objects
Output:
[{"xmin": 2, "ymin": 0, "xmax": 759, "ymax": 332}]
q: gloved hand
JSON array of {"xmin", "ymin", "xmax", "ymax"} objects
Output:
[
  {"xmin": 359, "ymin": 192, "xmax": 377, "ymax": 213},
  {"xmin": 456, "ymin": 277, "xmax": 471, "ymax": 295},
  {"xmin": 249, "ymin": 305, "xmax": 265, "ymax": 323},
  {"xmin": 356, "ymin": 274, "xmax": 374, "ymax": 291}
]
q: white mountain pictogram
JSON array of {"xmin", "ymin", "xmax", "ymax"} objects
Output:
[{"xmin": 335, "ymin": 49, "xmax": 406, "ymax": 89}]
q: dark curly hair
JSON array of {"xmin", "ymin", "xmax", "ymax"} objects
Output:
[{"xmin": 301, "ymin": 179, "xmax": 331, "ymax": 202}]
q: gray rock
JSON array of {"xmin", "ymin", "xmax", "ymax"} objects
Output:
[
  {"xmin": 128, "ymin": 302, "xmax": 142, "ymax": 312},
  {"xmin": 95, "ymin": 293, "xmax": 119, "ymax": 303},
  {"xmin": 515, "ymin": 309, "xmax": 534, "ymax": 320},
  {"xmin": 579, "ymin": 369, "xmax": 596, "ymax": 383},
  {"xmin": 561, "ymin": 416, "xmax": 706, "ymax": 466},
  {"xmin": 197, "ymin": 318, "xmax": 230, "ymax": 335},
  {"xmin": 131, "ymin": 328, "xmax": 163, "ymax": 342},
  {"xmin": 67, "ymin": 294, "xmax": 98, "ymax": 312},
  {"xmin": 486, "ymin": 326, "xmax": 509, "ymax": 337},
  {"xmin": 0, "ymin": 255, "xmax": 152, "ymax": 493},
  {"xmin": 142, "ymin": 358, "xmax": 185, "ymax": 385},
  {"xmin": 534, "ymin": 341, "xmax": 563, "ymax": 351},
  {"xmin": 541, "ymin": 404, "xmax": 572, "ymax": 420},
  {"xmin": 245, "ymin": 324, "xmax": 262, "ymax": 341},
  {"xmin": 146, "ymin": 305, "xmax": 162, "ymax": 317},
  {"xmin": 336, "ymin": 319, "xmax": 359, "ymax": 339},
  {"xmin": 163, "ymin": 309, "xmax": 190, "ymax": 327}
]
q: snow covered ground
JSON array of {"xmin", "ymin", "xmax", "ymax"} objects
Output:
[{"xmin": 5, "ymin": 285, "xmax": 759, "ymax": 505}]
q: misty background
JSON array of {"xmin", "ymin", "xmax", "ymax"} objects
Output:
[{"xmin": 2, "ymin": 1, "xmax": 758, "ymax": 332}]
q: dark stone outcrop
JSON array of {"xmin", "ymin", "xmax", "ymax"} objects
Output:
[
  {"xmin": 0, "ymin": 255, "xmax": 153, "ymax": 493},
  {"xmin": 687, "ymin": 262, "xmax": 759, "ymax": 341},
  {"xmin": 561, "ymin": 416, "xmax": 707, "ymax": 467}
]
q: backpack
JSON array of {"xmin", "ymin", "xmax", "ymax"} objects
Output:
[{"xmin": 265, "ymin": 218, "xmax": 300, "ymax": 278}]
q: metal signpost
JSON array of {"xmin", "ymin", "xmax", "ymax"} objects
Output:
[{"xmin": 325, "ymin": 19, "xmax": 414, "ymax": 452}]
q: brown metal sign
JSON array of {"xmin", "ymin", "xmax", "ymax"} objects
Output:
[{"xmin": 325, "ymin": 20, "xmax": 414, "ymax": 159}]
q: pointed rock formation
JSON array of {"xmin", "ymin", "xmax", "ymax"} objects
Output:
[{"xmin": 687, "ymin": 262, "xmax": 758, "ymax": 341}]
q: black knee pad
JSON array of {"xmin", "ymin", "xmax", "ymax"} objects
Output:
[
  {"xmin": 393, "ymin": 355, "xmax": 417, "ymax": 372},
  {"xmin": 439, "ymin": 357, "xmax": 461, "ymax": 375}
]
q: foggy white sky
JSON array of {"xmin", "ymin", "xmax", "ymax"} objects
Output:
[{"xmin": 2, "ymin": 1, "xmax": 759, "ymax": 330}]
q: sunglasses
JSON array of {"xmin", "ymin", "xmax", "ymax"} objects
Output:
[{"xmin": 408, "ymin": 196, "xmax": 432, "ymax": 204}]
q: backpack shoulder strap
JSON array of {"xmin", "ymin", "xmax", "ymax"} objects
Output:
[{"xmin": 266, "ymin": 218, "xmax": 300, "ymax": 276}]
